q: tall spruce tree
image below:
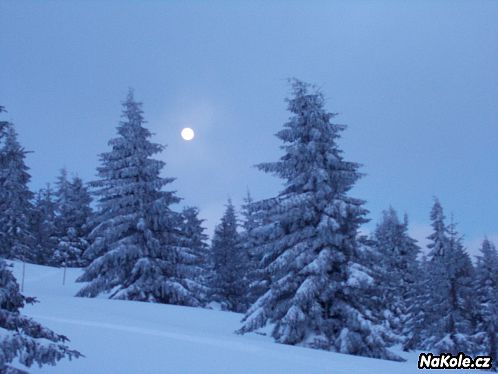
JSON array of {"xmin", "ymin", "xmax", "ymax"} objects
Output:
[
  {"xmin": 238, "ymin": 80, "xmax": 400, "ymax": 360},
  {"xmin": 473, "ymin": 238, "xmax": 498, "ymax": 364},
  {"xmin": 0, "ymin": 260, "xmax": 81, "ymax": 372},
  {"xmin": 0, "ymin": 121, "xmax": 35, "ymax": 262},
  {"xmin": 373, "ymin": 208, "xmax": 420, "ymax": 342},
  {"xmin": 211, "ymin": 200, "xmax": 248, "ymax": 312},
  {"xmin": 77, "ymin": 90, "xmax": 203, "ymax": 306}
]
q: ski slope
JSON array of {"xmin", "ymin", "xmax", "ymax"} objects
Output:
[{"xmin": 9, "ymin": 262, "xmax": 429, "ymax": 373}]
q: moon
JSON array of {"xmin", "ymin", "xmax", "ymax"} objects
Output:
[{"xmin": 181, "ymin": 127, "xmax": 195, "ymax": 141}]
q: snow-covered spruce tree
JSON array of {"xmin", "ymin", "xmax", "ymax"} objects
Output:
[
  {"xmin": 448, "ymin": 221, "xmax": 479, "ymax": 340},
  {"xmin": 403, "ymin": 205, "xmax": 451, "ymax": 351},
  {"xmin": 0, "ymin": 121, "xmax": 35, "ymax": 262},
  {"xmin": 240, "ymin": 191, "xmax": 258, "ymax": 263},
  {"xmin": 0, "ymin": 106, "xmax": 7, "ymax": 135},
  {"xmin": 31, "ymin": 185, "xmax": 58, "ymax": 265},
  {"xmin": 0, "ymin": 260, "xmax": 81, "ymax": 373},
  {"xmin": 76, "ymin": 90, "xmax": 203, "ymax": 306},
  {"xmin": 402, "ymin": 254, "xmax": 431, "ymax": 351},
  {"xmin": 240, "ymin": 190, "xmax": 266, "ymax": 306},
  {"xmin": 66, "ymin": 176, "xmax": 93, "ymax": 265},
  {"xmin": 237, "ymin": 80, "xmax": 401, "ymax": 361},
  {"xmin": 53, "ymin": 169, "xmax": 92, "ymax": 267},
  {"xmin": 373, "ymin": 208, "xmax": 420, "ymax": 343},
  {"xmin": 179, "ymin": 206, "xmax": 211, "ymax": 304},
  {"xmin": 211, "ymin": 200, "xmax": 249, "ymax": 312},
  {"xmin": 53, "ymin": 169, "xmax": 79, "ymax": 266},
  {"xmin": 241, "ymin": 191, "xmax": 259, "ymax": 247},
  {"xmin": 473, "ymin": 238, "xmax": 498, "ymax": 364},
  {"xmin": 417, "ymin": 200, "xmax": 475, "ymax": 353}
]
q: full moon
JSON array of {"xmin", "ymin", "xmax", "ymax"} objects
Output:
[{"xmin": 181, "ymin": 127, "xmax": 195, "ymax": 141}]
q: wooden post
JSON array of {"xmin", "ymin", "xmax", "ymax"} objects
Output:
[
  {"xmin": 63, "ymin": 265, "xmax": 67, "ymax": 286},
  {"xmin": 21, "ymin": 261, "xmax": 26, "ymax": 292}
]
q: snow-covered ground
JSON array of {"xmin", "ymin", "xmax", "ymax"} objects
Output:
[{"xmin": 9, "ymin": 262, "xmax": 431, "ymax": 373}]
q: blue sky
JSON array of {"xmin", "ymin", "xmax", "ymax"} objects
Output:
[{"xmin": 1, "ymin": 1, "xmax": 497, "ymax": 255}]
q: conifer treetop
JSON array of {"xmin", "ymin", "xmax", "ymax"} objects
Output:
[{"xmin": 257, "ymin": 79, "xmax": 361, "ymax": 197}]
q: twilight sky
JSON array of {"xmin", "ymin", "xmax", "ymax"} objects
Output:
[{"xmin": 1, "ymin": 1, "xmax": 497, "ymax": 255}]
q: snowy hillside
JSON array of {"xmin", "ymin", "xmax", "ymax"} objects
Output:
[{"xmin": 9, "ymin": 261, "xmax": 428, "ymax": 373}]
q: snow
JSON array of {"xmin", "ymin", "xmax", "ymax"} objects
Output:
[
  {"xmin": 347, "ymin": 263, "xmax": 374, "ymax": 287},
  {"xmin": 8, "ymin": 261, "xmax": 443, "ymax": 373}
]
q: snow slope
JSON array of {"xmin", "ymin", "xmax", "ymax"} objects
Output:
[{"xmin": 9, "ymin": 262, "xmax": 429, "ymax": 373}]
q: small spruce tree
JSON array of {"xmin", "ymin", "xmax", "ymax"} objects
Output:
[
  {"xmin": 31, "ymin": 185, "xmax": 58, "ymax": 265},
  {"xmin": 414, "ymin": 199, "xmax": 475, "ymax": 353},
  {"xmin": 211, "ymin": 200, "xmax": 248, "ymax": 312},
  {"xmin": 473, "ymin": 238, "xmax": 498, "ymax": 364},
  {"xmin": 373, "ymin": 208, "xmax": 420, "ymax": 343},
  {"xmin": 240, "ymin": 190, "xmax": 265, "ymax": 306},
  {"xmin": 179, "ymin": 206, "xmax": 211, "ymax": 304},
  {"xmin": 53, "ymin": 170, "xmax": 92, "ymax": 267},
  {"xmin": 0, "ymin": 260, "xmax": 81, "ymax": 372}
]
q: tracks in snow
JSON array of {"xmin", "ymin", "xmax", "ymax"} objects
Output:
[{"xmin": 31, "ymin": 315, "xmax": 261, "ymax": 354}]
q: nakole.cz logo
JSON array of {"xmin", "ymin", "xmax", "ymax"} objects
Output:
[{"xmin": 418, "ymin": 352, "xmax": 493, "ymax": 369}]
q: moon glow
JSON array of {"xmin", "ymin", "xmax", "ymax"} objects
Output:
[{"xmin": 181, "ymin": 127, "xmax": 195, "ymax": 141}]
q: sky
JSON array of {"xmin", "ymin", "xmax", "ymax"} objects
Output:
[{"xmin": 1, "ymin": 1, "xmax": 497, "ymax": 256}]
